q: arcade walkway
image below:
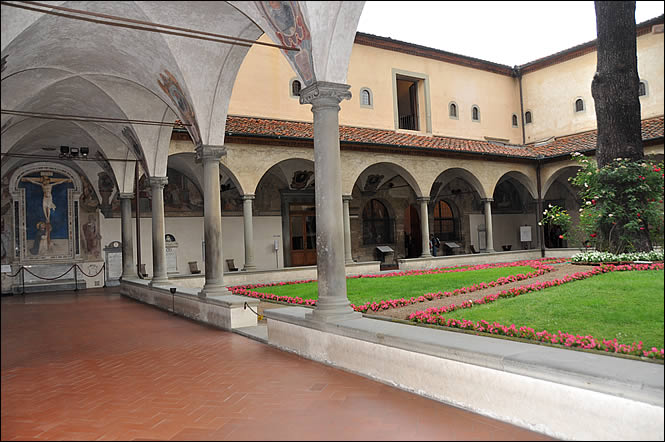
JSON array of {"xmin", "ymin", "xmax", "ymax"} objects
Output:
[{"xmin": 1, "ymin": 289, "xmax": 553, "ymax": 441}]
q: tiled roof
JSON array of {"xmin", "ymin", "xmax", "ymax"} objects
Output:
[{"xmin": 223, "ymin": 115, "xmax": 664, "ymax": 160}]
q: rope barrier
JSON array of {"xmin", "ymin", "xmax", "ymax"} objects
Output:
[
  {"xmin": 74, "ymin": 263, "xmax": 106, "ymax": 278},
  {"xmin": 4, "ymin": 263, "xmax": 107, "ymax": 293},
  {"xmin": 21, "ymin": 265, "xmax": 76, "ymax": 280},
  {"xmin": 243, "ymin": 302, "xmax": 264, "ymax": 321}
]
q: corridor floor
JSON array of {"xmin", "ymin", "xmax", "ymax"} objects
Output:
[{"xmin": 1, "ymin": 289, "xmax": 554, "ymax": 441}]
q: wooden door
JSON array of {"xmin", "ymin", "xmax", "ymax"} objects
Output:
[{"xmin": 289, "ymin": 205, "xmax": 317, "ymax": 266}]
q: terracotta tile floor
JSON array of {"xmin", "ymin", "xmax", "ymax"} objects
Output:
[{"xmin": 1, "ymin": 289, "xmax": 555, "ymax": 441}]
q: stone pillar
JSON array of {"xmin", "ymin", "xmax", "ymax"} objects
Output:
[
  {"xmin": 148, "ymin": 176, "xmax": 168, "ymax": 285},
  {"xmin": 196, "ymin": 144, "xmax": 229, "ymax": 298},
  {"xmin": 300, "ymin": 81, "xmax": 360, "ymax": 322},
  {"xmin": 119, "ymin": 192, "xmax": 135, "ymax": 280},
  {"xmin": 342, "ymin": 195, "xmax": 353, "ymax": 264},
  {"xmin": 242, "ymin": 194, "xmax": 256, "ymax": 271},
  {"xmin": 483, "ymin": 198, "xmax": 495, "ymax": 252},
  {"xmin": 418, "ymin": 197, "xmax": 432, "ymax": 257}
]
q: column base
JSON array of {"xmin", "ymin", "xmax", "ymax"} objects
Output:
[
  {"xmin": 305, "ymin": 308, "xmax": 362, "ymax": 323},
  {"xmin": 242, "ymin": 265, "xmax": 257, "ymax": 272},
  {"xmin": 420, "ymin": 253, "xmax": 432, "ymax": 258},
  {"xmin": 148, "ymin": 277, "xmax": 169, "ymax": 287},
  {"xmin": 198, "ymin": 284, "xmax": 231, "ymax": 298}
]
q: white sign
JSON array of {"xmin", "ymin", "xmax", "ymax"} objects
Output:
[
  {"xmin": 106, "ymin": 252, "xmax": 122, "ymax": 280},
  {"xmin": 166, "ymin": 243, "xmax": 178, "ymax": 274},
  {"xmin": 520, "ymin": 226, "xmax": 532, "ymax": 242}
]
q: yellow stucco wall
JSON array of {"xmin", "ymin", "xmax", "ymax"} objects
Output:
[
  {"xmin": 522, "ymin": 30, "xmax": 664, "ymax": 143},
  {"xmin": 229, "ymin": 30, "xmax": 663, "ymax": 147}
]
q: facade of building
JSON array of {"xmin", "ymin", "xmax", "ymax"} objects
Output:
[{"xmin": 1, "ymin": 11, "xmax": 663, "ymax": 291}]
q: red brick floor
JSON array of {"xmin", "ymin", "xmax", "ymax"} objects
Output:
[{"xmin": 1, "ymin": 289, "xmax": 555, "ymax": 441}]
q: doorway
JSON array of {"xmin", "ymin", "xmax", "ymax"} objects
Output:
[
  {"xmin": 289, "ymin": 204, "xmax": 317, "ymax": 266},
  {"xmin": 404, "ymin": 204, "xmax": 422, "ymax": 258}
]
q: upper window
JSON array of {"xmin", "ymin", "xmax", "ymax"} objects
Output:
[
  {"xmin": 471, "ymin": 105, "xmax": 480, "ymax": 122},
  {"xmin": 360, "ymin": 87, "xmax": 373, "ymax": 108},
  {"xmin": 290, "ymin": 79, "xmax": 302, "ymax": 97},
  {"xmin": 512, "ymin": 114, "xmax": 518, "ymax": 127},
  {"xmin": 449, "ymin": 102, "xmax": 458, "ymax": 119},
  {"xmin": 362, "ymin": 199, "xmax": 394, "ymax": 245},
  {"xmin": 525, "ymin": 111, "xmax": 532, "ymax": 124},
  {"xmin": 638, "ymin": 80, "xmax": 647, "ymax": 97},
  {"xmin": 575, "ymin": 98, "xmax": 585, "ymax": 113}
]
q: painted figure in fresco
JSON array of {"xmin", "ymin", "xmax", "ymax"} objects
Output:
[
  {"xmin": 158, "ymin": 70, "xmax": 202, "ymax": 145},
  {"xmin": 82, "ymin": 214, "xmax": 101, "ymax": 257},
  {"xmin": 29, "ymin": 221, "xmax": 48, "ymax": 255},
  {"xmin": 20, "ymin": 175, "xmax": 72, "ymax": 224}
]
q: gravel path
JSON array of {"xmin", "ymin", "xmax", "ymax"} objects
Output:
[{"xmin": 368, "ymin": 262, "xmax": 596, "ymax": 320}]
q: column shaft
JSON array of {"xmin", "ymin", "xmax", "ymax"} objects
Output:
[
  {"xmin": 149, "ymin": 177, "xmax": 168, "ymax": 284},
  {"xmin": 196, "ymin": 145, "xmax": 228, "ymax": 298},
  {"xmin": 484, "ymin": 199, "xmax": 495, "ymax": 252},
  {"xmin": 119, "ymin": 193, "xmax": 135, "ymax": 279},
  {"xmin": 419, "ymin": 197, "xmax": 431, "ymax": 257},
  {"xmin": 343, "ymin": 195, "xmax": 353, "ymax": 264},
  {"xmin": 242, "ymin": 194, "xmax": 256, "ymax": 271},
  {"xmin": 300, "ymin": 82, "xmax": 360, "ymax": 322}
]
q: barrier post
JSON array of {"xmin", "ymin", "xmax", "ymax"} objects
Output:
[{"xmin": 74, "ymin": 265, "xmax": 78, "ymax": 292}]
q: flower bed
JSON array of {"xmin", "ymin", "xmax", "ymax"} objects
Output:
[
  {"xmin": 570, "ymin": 250, "xmax": 664, "ymax": 264},
  {"xmin": 408, "ymin": 263, "xmax": 665, "ymax": 360},
  {"xmin": 228, "ymin": 259, "xmax": 565, "ymax": 311}
]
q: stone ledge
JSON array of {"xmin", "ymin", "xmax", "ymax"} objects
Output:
[
  {"xmin": 264, "ymin": 306, "xmax": 663, "ymax": 440},
  {"xmin": 120, "ymin": 280, "xmax": 259, "ymax": 330},
  {"xmin": 265, "ymin": 306, "xmax": 663, "ymax": 406}
]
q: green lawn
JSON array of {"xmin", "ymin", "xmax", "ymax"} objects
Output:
[
  {"xmin": 441, "ymin": 270, "xmax": 664, "ymax": 349},
  {"xmin": 260, "ymin": 265, "xmax": 536, "ymax": 306}
]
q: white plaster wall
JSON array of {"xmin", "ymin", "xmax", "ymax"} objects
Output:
[
  {"xmin": 100, "ymin": 215, "xmax": 283, "ymax": 277},
  {"xmin": 469, "ymin": 213, "xmax": 540, "ymax": 252}
]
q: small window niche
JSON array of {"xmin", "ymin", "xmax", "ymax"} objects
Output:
[
  {"xmin": 449, "ymin": 102, "xmax": 458, "ymax": 119},
  {"xmin": 525, "ymin": 110, "xmax": 533, "ymax": 124},
  {"xmin": 360, "ymin": 87, "xmax": 373, "ymax": 108},
  {"xmin": 512, "ymin": 114, "xmax": 519, "ymax": 128},
  {"xmin": 638, "ymin": 80, "xmax": 648, "ymax": 97},
  {"xmin": 471, "ymin": 105, "xmax": 480, "ymax": 122},
  {"xmin": 574, "ymin": 98, "xmax": 585, "ymax": 113},
  {"xmin": 290, "ymin": 78, "xmax": 302, "ymax": 98}
]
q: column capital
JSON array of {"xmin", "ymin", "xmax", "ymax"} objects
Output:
[
  {"xmin": 242, "ymin": 194, "xmax": 255, "ymax": 201},
  {"xmin": 482, "ymin": 198, "xmax": 494, "ymax": 203},
  {"xmin": 195, "ymin": 144, "xmax": 226, "ymax": 163},
  {"xmin": 342, "ymin": 194, "xmax": 353, "ymax": 202},
  {"xmin": 118, "ymin": 192, "xmax": 134, "ymax": 200},
  {"xmin": 148, "ymin": 176, "xmax": 168, "ymax": 188},
  {"xmin": 417, "ymin": 196, "xmax": 430, "ymax": 203},
  {"xmin": 299, "ymin": 81, "xmax": 352, "ymax": 106}
]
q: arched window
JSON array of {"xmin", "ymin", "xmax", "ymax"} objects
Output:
[
  {"xmin": 361, "ymin": 89, "xmax": 370, "ymax": 106},
  {"xmin": 512, "ymin": 114, "xmax": 518, "ymax": 127},
  {"xmin": 291, "ymin": 79, "xmax": 302, "ymax": 97},
  {"xmin": 525, "ymin": 111, "xmax": 532, "ymax": 124},
  {"xmin": 471, "ymin": 105, "xmax": 480, "ymax": 122},
  {"xmin": 433, "ymin": 200, "xmax": 457, "ymax": 241},
  {"xmin": 449, "ymin": 102, "xmax": 457, "ymax": 118},
  {"xmin": 638, "ymin": 81, "xmax": 647, "ymax": 97},
  {"xmin": 575, "ymin": 98, "xmax": 584, "ymax": 112},
  {"xmin": 362, "ymin": 199, "xmax": 393, "ymax": 245}
]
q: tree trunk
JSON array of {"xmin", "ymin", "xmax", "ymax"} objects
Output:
[{"xmin": 591, "ymin": 1, "xmax": 643, "ymax": 168}]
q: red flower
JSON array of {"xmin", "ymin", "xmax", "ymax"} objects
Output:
[
  {"xmin": 559, "ymin": 235, "xmax": 564, "ymax": 239},
  {"xmin": 590, "ymin": 233, "xmax": 597, "ymax": 238},
  {"xmin": 640, "ymin": 227, "xmax": 645, "ymax": 230}
]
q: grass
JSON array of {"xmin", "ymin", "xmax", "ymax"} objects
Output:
[
  {"xmin": 258, "ymin": 265, "xmax": 536, "ymax": 306},
  {"xmin": 440, "ymin": 270, "xmax": 664, "ymax": 349}
]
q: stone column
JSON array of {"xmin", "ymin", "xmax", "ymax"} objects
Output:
[
  {"xmin": 119, "ymin": 192, "xmax": 135, "ymax": 280},
  {"xmin": 242, "ymin": 194, "xmax": 256, "ymax": 271},
  {"xmin": 196, "ymin": 144, "xmax": 229, "ymax": 298},
  {"xmin": 300, "ymin": 81, "xmax": 360, "ymax": 322},
  {"xmin": 342, "ymin": 195, "xmax": 353, "ymax": 264},
  {"xmin": 418, "ymin": 197, "xmax": 432, "ymax": 257},
  {"xmin": 148, "ymin": 176, "xmax": 168, "ymax": 285},
  {"xmin": 483, "ymin": 198, "xmax": 495, "ymax": 252}
]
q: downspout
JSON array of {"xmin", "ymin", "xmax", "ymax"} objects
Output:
[
  {"xmin": 536, "ymin": 157, "xmax": 545, "ymax": 258},
  {"xmin": 515, "ymin": 66, "xmax": 526, "ymax": 145},
  {"xmin": 135, "ymin": 161, "xmax": 144, "ymax": 278}
]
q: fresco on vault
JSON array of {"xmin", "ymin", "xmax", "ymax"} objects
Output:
[{"xmin": 158, "ymin": 70, "xmax": 202, "ymax": 146}]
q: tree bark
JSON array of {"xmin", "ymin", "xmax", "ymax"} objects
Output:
[{"xmin": 591, "ymin": 1, "xmax": 643, "ymax": 168}]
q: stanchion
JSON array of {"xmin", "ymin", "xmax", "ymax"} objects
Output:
[{"xmin": 74, "ymin": 265, "xmax": 78, "ymax": 291}]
